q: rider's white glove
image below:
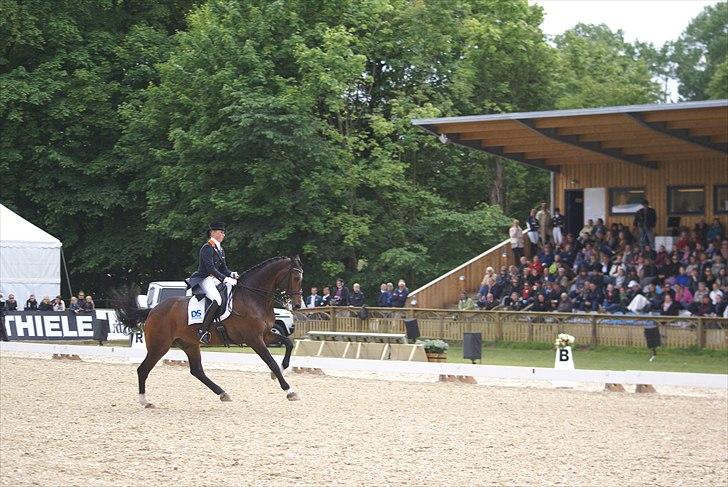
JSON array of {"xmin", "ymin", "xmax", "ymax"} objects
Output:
[
  {"xmin": 224, "ymin": 277, "xmax": 238, "ymax": 286},
  {"xmin": 230, "ymin": 272, "xmax": 240, "ymax": 279}
]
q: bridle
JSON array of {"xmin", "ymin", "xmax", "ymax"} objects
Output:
[{"xmin": 234, "ymin": 259, "xmax": 303, "ymax": 309}]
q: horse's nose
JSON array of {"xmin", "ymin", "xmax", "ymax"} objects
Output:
[{"xmin": 293, "ymin": 303, "xmax": 301, "ymax": 310}]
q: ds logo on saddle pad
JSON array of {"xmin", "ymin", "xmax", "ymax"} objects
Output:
[{"xmin": 190, "ymin": 310, "xmax": 202, "ymax": 319}]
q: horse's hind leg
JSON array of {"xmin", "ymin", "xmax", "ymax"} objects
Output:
[
  {"xmin": 178, "ymin": 341, "xmax": 229, "ymax": 401},
  {"xmin": 137, "ymin": 349, "xmax": 166, "ymax": 408},
  {"xmin": 248, "ymin": 338, "xmax": 299, "ymax": 401}
]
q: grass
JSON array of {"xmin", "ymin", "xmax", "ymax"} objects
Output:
[
  {"xmin": 9, "ymin": 339, "xmax": 727, "ymax": 374},
  {"xmin": 446, "ymin": 342, "xmax": 728, "ymax": 374}
]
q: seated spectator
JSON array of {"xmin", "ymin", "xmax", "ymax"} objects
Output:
[
  {"xmin": 579, "ymin": 219, "xmax": 594, "ymax": 239},
  {"xmin": 673, "ymin": 283, "xmax": 693, "ymax": 309},
  {"xmin": 349, "ymin": 283, "xmax": 365, "ymax": 307},
  {"xmin": 602, "ymin": 284, "xmax": 621, "ymax": 313},
  {"xmin": 38, "ymin": 296, "xmax": 53, "ymax": 311},
  {"xmin": 692, "ymin": 282, "xmax": 710, "ymax": 310},
  {"xmin": 5, "ymin": 294, "xmax": 18, "ymax": 311},
  {"xmin": 694, "ymin": 294, "xmax": 715, "ymax": 316},
  {"xmin": 25, "ymin": 294, "xmax": 38, "ymax": 311},
  {"xmin": 82, "ymin": 295, "xmax": 95, "ymax": 312},
  {"xmin": 660, "ymin": 293, "xmax": 681, "ymax": 316},
  {"xmin": 531, "ymin": 293, "xmax": 552, "ymax": 312},
  {"xmin": 709, "ymin": 281, "xmax": 724, "ymax": 305},
  {"xmin": 390, "ymin": 279, "xmax": 409, "ymax": 308},
  {"xmin": 581, "ymin": 281, "xmax": 603, "ymax": 312},
  {"xmin": 52, "ymin": 296, "xmax": 66, "ymax": 312},
  {"xmin": 477, "ymin": 293, "xmax": 498, "ymax": 310},
  {"xmin": 556, "ymin": 293, "xmax": 573, "ymax": 312},
  {"xmin": 458, "ymin": 292, "xmax": 476, "ymax": 311},
  {"xmin": 538, "ymin": 244, "xmax": 555, "ymax": 267},
  {"xmin": 69, "ymin": 296, "xmax": 81, "ymax": 314},
  {"xmin": 503, "ymin": 291, "xmax": 524, "ymax": 311},
  {"xmin": 674, "ymin": 266, "xmax": 690, "ymax": 288},
  {"xmin": 706, "ymin": 218, "xmax": 724, "ymax": 242},
  {"xmin": 377, "ymin": 283, "xmax": 391, "ymax": 307},
  {"xmin": 714, "ymin": 294, "xmax": 727, "ymax": 317}
]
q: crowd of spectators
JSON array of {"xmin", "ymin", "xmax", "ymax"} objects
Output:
[
  {"xmin": 302, "ymin": 278, "xmax": 410, "ymax": 309},
  {"xmin": 460, "ymin": 202, "xmax": 727, "ymax": 318},
  {"xmin": 0, "ymin": 291, "xmax": 95, "ymax": 314}
]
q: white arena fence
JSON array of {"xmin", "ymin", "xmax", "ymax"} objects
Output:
[{"xmin": 1, "ymin": 341, "xmax": 726, "ymax": 390}]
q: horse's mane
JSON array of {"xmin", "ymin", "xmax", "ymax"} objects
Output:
[{"xmin": 240, "ymin": 256, "xmax": 288, "ymax": 277}]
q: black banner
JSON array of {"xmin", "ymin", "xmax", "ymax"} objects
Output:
[{"xmin": 1, "ymin": 310, "xmax": 121, "ymax": 340}]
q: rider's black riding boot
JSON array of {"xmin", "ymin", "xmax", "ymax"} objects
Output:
[{"xmin": 197, "ymin": 301, "xmax": 220, "ymax": 344}]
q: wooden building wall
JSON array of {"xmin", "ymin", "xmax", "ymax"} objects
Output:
[{"xmin": 553, "ymin": 156, "xmax": 728, "ymax": 237}]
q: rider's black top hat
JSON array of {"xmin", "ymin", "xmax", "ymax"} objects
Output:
[{"xmin": 208, "ymin": 222, "xmax": 226, "ymax": 232}]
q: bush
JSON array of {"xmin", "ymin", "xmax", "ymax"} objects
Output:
[{"xmin": 421, "ymin": 339, "xmax": 449, "ymax": 354}]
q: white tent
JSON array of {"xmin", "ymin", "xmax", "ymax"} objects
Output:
[{"xmin": 0, "ymin": 204, "xmax": 62, "ymax": 301}]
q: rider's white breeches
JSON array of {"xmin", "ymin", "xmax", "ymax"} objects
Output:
[{"xmin": 200, "ymin": 276, "xmax": 222, "ymax": 306}]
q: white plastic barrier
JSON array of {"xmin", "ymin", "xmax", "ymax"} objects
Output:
[{"xmin": 1, "ymin": 341, "xmax": 726, "ymax": 389}]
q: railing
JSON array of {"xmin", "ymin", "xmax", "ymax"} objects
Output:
[
  {"xmin": 293, "ymin": 307, "xmax": 728, "ymax": 350},
  {"xmin": 407, "ymin": 231, "xmax": 529, "ymax": 310}
]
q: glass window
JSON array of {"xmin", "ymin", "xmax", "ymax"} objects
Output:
[
  {"xmin": 609, "ymin": 187, "xmax": 645, "ymax": 214},
  {"xmin": 668, "ymin": 186, "xmax": 705, "ymax": 215},
  {"xmin": 715, "ymin": 185, "xmax": 728, "ymax": 214}
]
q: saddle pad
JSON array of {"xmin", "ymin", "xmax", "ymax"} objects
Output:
[{"xmin": 187, "ymin": 282, "xmax": 234, "ymax": 326}]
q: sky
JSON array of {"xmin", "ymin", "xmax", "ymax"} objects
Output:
[{"xmin": 531, "ymin": 0, "xmax": 719, "ymax": 46}]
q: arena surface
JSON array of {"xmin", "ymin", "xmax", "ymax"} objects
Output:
[{"xmin": 1, "ymin": 354, "xmax": 726, "ymax": 486}]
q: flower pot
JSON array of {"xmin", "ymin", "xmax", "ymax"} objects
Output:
[{"xmin": 426, "ymin": 352, "xmax": 447, "ymax": 363}]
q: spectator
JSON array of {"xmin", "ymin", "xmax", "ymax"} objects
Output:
[
  {"xmin": 477, "ymin": 293, "xmax": 498, "ymax": 310},
  {"xmin": 0, "ymin": 293, "xmax": 7, "ymax": 342},
  {"xmin": 556, "ymin": 292, "xmax": 573, "ymax": 312},
  {"xmin": 69, "ymin": 296, "xmax": 81, "ymax": 314},
  {"xmin": 305, "ymin": 287, "xmax": 323, "ymax": 308},
  {"xmin": 706, "ymin": 218, "xmax": 724, "ymax": 242},
  {"xmin": 602, "ymin": 284, "xmax": 621, "ymax": 313},
  {"xmin": 52, "ymin": 295, "xmax": 66, "ymax": 312},
  {"xmin": 38, "ymin": 296, "xmax": 53, "ymax": 311},
  {"xmin": 77, "ymin": 291, "xmax": 86, "ymax": 303},
  {"xmin": 331, "ymin": 278, "xmax": 350, "ymax": 306},
  {"xmin": 5, "ymin": 294, "xmax": 18, "ymax": 311},
  {"xmin": 552, "ymin": 208, "xmax": 564, "ymax": 246},
  {"xmin": 509, "ymin": 219, "xmax": 525, "ymax": 264},
  {"xmin": 579, "ymin": 219, "xmax": 594, "ymax": 240},
  {"xmin": 349, "ymin": 283, "xmax": 365, "ymax": 307},
  {"xmin": 714, "ymin": 294, "xmax": 726, "ymax": 317},
  {"xmin": 673, "ymin": 283, "xmax": 693, "ymax": 310},
  {"xmin": 633, "ymin": 199, "xmax": 657, "ymax": 249},
  {"xmin": 531, "ymin": 293, "xmax": 552, "ymax": 312},
  {"xmin": 24, "ymin": 294, "xmax": 38, "ymax": 311},
  {"xmin": 526, "ymin": 208, "xmax": 539, "ymax": 255},
  {"xmin": 660, "ymin": 293, "xmax": 681, "ymax": 316},
  {"xmin": 695, "ymin": 294, "xmax": 715, "ymax": 316},
  {"xmin": 321, "ymin": 286, "xmax": 332, "ymax": 306},
  {"xmin": 377, "ymin": 283, "xmax": 391, "ymax": 307},
  {"xmin": 535, "ymin": 202, "xmax": 552, "ymax": 246},
  {"xmin": 503, "ymin": 291, "xmax": 524, "ymax": 311},
  {"xmin": 709, "ymin": 282, "xmax": 724, "ymax": 305},
  {"xmin": 458, "ymin": 292, "xmax": 476, "ymax": 311},
  {"xmin": 390, "ymin": 279, "xmax": 409, "ymax": 308},
  {"xmin": 81, "ymin": 295, "xmax": 95, "ymax": 312}
]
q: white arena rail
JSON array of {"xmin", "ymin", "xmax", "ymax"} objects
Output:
[{"xmin": 1, "ymin": 341, "xmax": 726, "ymax": 389}]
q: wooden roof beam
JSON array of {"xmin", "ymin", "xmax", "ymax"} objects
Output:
[
  {"xmin": 446, "ymin": 134, "xmax": 560, "ymax": 173},
  {"xmin": 516, "ymin": 119, "xmax": 658, "ymax": 170},
  {"xmin": 626, "ymin": 112, "xmax": 728, "ymax": 155}
]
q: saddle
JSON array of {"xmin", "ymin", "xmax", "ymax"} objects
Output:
[{"xmin": 186, "ymin": 281, "xmax": 234, "ymax": 326}]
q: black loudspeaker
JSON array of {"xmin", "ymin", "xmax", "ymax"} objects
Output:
[
  {"xmin": 404, "ymin": 319, "xmax": 420, "ymax": 342},
  {"xmin": 92, "ymin": 318, "xmax": 109, "ymax": 342},
  {"xmin": 644, "ymin": 326, "xmax": 661, "ymax": 350},
  {"xmin": 463, "ymin": 332, "xmax": 482, "ymax": 361}
]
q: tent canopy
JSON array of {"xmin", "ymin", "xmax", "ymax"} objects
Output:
[{"xmin": 0, "ymin": 204, "xmax": 62, "ymax": 301}]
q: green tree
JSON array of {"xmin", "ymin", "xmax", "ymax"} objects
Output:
[{"xmin": 671, "ymin": 1, "xmax": 728, "ymax": 100}]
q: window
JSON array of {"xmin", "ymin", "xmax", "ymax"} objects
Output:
[
  {"xmin": 668, "ymin": 186, "xmax": 705, "ymax": 215},
  {"xmin": 715, "ymin": 185, "xmax": 728, "ymax": 214},
  {"xmin": 609, "ymin": 187, "xmax": 645, "ymax": 215}
]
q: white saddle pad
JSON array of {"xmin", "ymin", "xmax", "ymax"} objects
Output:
[{"xmin": 187, "ymin": 282, "xmax": 234, "ymax": 326}]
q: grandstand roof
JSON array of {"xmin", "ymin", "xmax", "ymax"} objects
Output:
[{"xmin": 411, "ymin": 99, "xmax": 728, "ymax": 173}]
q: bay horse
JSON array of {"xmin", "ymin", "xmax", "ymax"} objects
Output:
[{"xmin": 114, "ymin": 256, "xmax": 303, "ymax": 408}]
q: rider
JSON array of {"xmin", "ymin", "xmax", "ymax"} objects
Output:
[{"xmin": 187, "ymin": 222, "xmax": 240, "ymax": 344}]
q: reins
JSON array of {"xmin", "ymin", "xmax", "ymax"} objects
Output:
[{"xmin": 229, "ymin": 259, "xmax": 303, "ymax": 315}]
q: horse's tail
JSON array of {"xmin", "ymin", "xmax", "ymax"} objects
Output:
[{"xmin": 110, "ymin": 286, "xmax": 152, "ymax": 333}]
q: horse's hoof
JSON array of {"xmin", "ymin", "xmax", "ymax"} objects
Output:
[
  {"xmin": 144, "ymin": 403, "xmax": 155, "ymax": 409},
  {"xmin": 220, "ymin": 392, "xmax": 232, "ymax": 402},
  {"xmin": 286, "ymin": 391, "xmax": 300, "ymax": 401}
]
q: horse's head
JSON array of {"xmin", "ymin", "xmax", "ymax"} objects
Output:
[{"xmin": 281, "ymin": 255, "xmax": 303, "ymax": 310}]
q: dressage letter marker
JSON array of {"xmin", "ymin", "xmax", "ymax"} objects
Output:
[{"xmin": 552, "ymin": 346, "xmax": 576, "ymax": 389}]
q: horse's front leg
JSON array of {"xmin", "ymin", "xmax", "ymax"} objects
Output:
[
  {"xmin": 249, "ymin": 338, "xmax": 300, "ymax": 401},
  {"xmin": 279, "ymin": 335, "xmax": 294, "ymax": 370}
]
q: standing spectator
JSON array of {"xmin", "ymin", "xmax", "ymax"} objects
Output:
[
  {"xmin": 77, "ymin": 291, "xmax": 86, "ymax": 303},
  {"xmin": 69, "ymin": 297, "xmax": 81, "ymax": 314},
  {"xmin": 5, "ymin": 294, "xmax": 18, "ymax": 311},
  {"xmin": 0, "ymin": 293, "xmax": 7, "ymax": 342},
  {"xmin": 25, "ymin": 294, "xmax": 38, "ymax": 311},
  {"xmin": 305, "ymin": 287, "xmax": 323, "ymax": 308},
  {"xmin": 38, "ymin": 296, "xmax": 53, "ymax": 311},
  {"xmin": 349, "ymin": 283, "xmax": 365, "ymax": 307},
  {"xmin": 321, "ymin": 286, "xmax": 332, "ymax": 306},
  {"xmin": 331, "ymin": 278, "xmax": 350, "ymax": 306},
  {"xmin": 377, "ymin": 283, "xmax": 391, "ymax": 307},
  {"xmin": 633, "ymin": 199, "xmax": 657, "ymax": 249},
  {"xmin": 52, "ymin": 295, "xmax": 66, "ymax": 311},
  {"xmin": 82, "ymin": 295, "xmax": 95, "ymax": 312},
  {"xmin": 509, "ymin": 219, "xmax": 525, "ymax": 264},
  {"xmin": 551, "ymin": 208, "xmax": 564, "ymax": 247},
  {"xmin": 390, "ymin": 279, "xmax": 409, "ymax": 307},
  {"xmin": 535, "ymin": 202, "xmax": 552, "ymax": 246},
  {"xmin": 526, "ymin": 208, "xmax": 540, "ymax": 255},
  {"xmin": 457, "ymin": 292, "xmax": 476, "ymax": 311},
  {"xmin": 706, "ymin": 218, "xmax": 724, "ymax": 242}
]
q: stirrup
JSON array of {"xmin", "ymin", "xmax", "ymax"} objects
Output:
[{"xmin": 198, "ymin": 330, "xmax": 211, "ymax": 344}]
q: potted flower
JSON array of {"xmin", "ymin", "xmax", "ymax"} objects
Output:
[
  {"xmin": 554, "ymin": 333, "xmax": 575, "ymax": 349},
  {"xmin": 421, "ymin": 339, "xmax": 449, "ymax": 362}
]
